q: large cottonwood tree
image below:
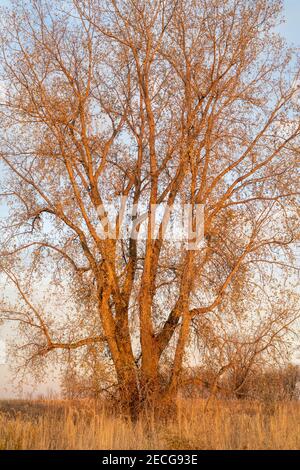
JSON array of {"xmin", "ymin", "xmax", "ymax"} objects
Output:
[{"xmin": 0, "ymin": 0, "xmax": 299, "ymax": 417}]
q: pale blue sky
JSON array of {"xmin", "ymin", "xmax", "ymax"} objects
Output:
[
  {"xmin": 278, "ymin": 0, "xmax": 300, "ymax": 44},
  {"xmin": 0, "ymin": 0, "xmax": 299, "ymax": 397}
]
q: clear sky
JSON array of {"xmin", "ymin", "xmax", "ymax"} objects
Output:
[
  {"xmin": 0, "ymin": 0, "xmax": 299, "ymax": 397},
  {"xmin": 278, "ymin": 0, "xmax": 300, "ymax": 45}
]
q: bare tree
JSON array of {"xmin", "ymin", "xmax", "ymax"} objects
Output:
[
  {"xmin": 0, "ymin": 0, "xmax": 299, "ymax": 418},
  {"xmin": 192, "ymin": 291, "xmax": 299, "ymax": 406},
  {"xmin": 61, "ymin": 344, "xmax": 114, "ymax": 400}
]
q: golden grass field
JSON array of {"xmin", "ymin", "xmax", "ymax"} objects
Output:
[{"xmin": 0, "ymin": 398, "xmax": 299, "ymax": 450}]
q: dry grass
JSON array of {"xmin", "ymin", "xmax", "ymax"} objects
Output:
[{"xmin": 0, "ymin": 398, "xmax": 299, "ymax": 450}]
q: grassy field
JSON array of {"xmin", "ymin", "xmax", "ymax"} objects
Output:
[{"xmin": 0, "ymin": 398, "xmax": 299, "ymax": 450}]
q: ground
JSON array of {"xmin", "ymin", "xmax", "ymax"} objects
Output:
[{"xmin": 0, "ymin": 398, "xmax": 299, "ymax": 450}]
